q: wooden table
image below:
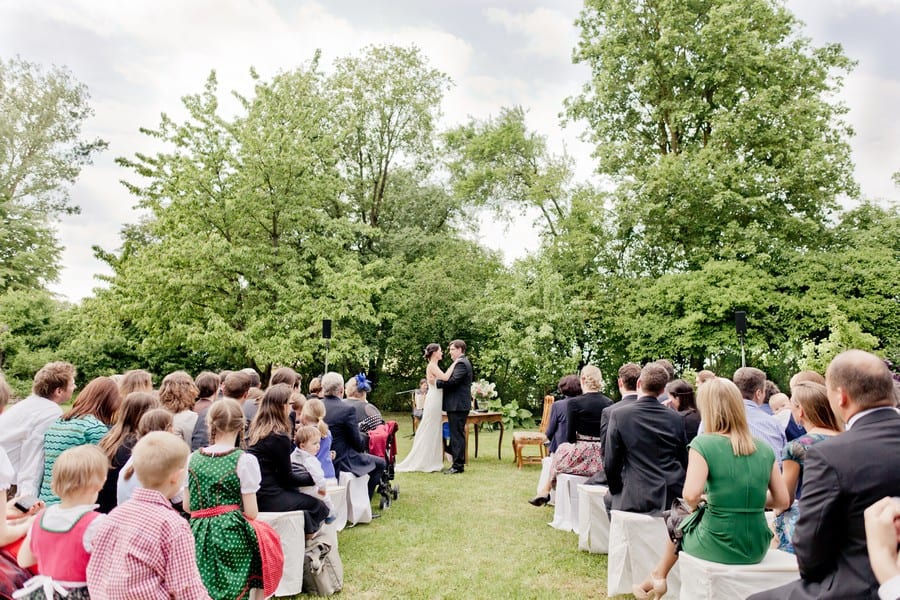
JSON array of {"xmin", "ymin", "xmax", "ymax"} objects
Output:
[{"xmin": 443, "ymin": 411, "xmax": 504, "ymax": 464}]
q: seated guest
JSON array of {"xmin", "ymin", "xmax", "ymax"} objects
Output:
[
  {"xmin": 270, "ymin": 366, "xmax": 303, "ymax": 431},
  {"xmin": 116, "ymin": 408, "xmax": 175, "ymax": 505},
  {"xmin": 863, "ymin": 497, "xmax": 900, "ymax": 600},
  {"xmin": 117, "ymin": 369, "xmax": 153, "ymax": 399},
  {"xmin": 545, "ymin": 374, "xmax": 582, "ymax": 454},
  {"xmin": 345, "ymin": 373, "xmax": 384, "ymax": 432},
  {"xmin": 193, "ymin": 371, "xmax": 220, "ymax": 415},
  {"xmin": 192, "ymin": 370, "xmax": 251, "ymax": 450},
  {"xmin": 97, "ymin": 391, "xmax": 160, "ymax": 512},
  {"xmin": 786, "ymin": 370, "xmax": 825, "ymax": 441},
  {"xmin": 667, "ymin": 379, "xmax": 700, "ymax": 444},
  {"xmin": 774, "ymin": 381, "xmax": 842, "ymax": 553},
  {"xmin": 632, "ymin": 377, "xmax": 790, "ymax": 599},
  {"xmin": 750, "ymin": 350, "xmax": 900, "ymax": 600},
  {"xmin": 307, "ymin": 377, "xmax": 324, "ymax": 401},
  {"xmin": 39, "ymin": 377, "xmax": 120, "ymax": 505},
  {"xmin": 603, "ymin": 362, "xmax": 686, "ymax": 515},
  {"xmin": 598, "ymin": 362, "xmax": 641, "ymax": 446},
  {"xmin": 87, "ymin": 432, "xmax": 212, "ymax": 600},
  {"xmin": 246, "ymin": 384, "xmax": 330, "ymax": 536},
  {"xmin": 0, "ymin": 362, "xmax": 75, "ymax": 497},
  {"xmin": 695, "ymin": 369, "xmax": 716, "ymax": 386},
  {"xmin": 17, "ymin": 445, "xmax": 109, "ymax": 600},
  {"xmin": 159, "ymin": 371, "xmax": 199, "ymax": 447},
  {"xmin": 322, "ymin": 372, "xmax": 385, "ymax": 501},
  {"xmin": 300, "ymin": 398, "xmax": 336, "ymax": 482},
  {"xmin": 769, "ymin": 392, "xmax": 792, "ymax": 429},
  {"xmin": 530, "ymin": 365, "xmax": 612, "ymax": 506},
  {"xmin": 704, "ymin": 367, "xmax": 785, "ymax": 462}
]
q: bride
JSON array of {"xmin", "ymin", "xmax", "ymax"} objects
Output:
[{"xmin": 396, "ymin": 343, "xmax": 457, "ymax": 473}]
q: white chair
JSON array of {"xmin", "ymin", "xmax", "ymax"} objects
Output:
[
  {"xmin": 678, "ymin": 548, "xmax": 799, "ymax": 600},
  {"xmin": 257, "ymin": 510, "xmax": 306, "ymax": 597},
  {"xmin": 577, "ymin": 484, "xmax": 610, "ymax": 553},
  {"xmin": 549, "ymin": 473, "xmax": 588, "ymax": 533},
  {"xmin": 607, "ymin": 510, "xmax": 680, "ymax": 599},
  {"xmin": 326, "ymin": 484, "xmax": 347, "ymax": 532},
  {"xmin": 338, "ymin": 471, "xmax": 372, "ymax": 526}
]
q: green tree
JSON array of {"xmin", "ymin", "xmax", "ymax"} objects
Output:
[
  {"xmin": 0, "ymin": 56, "xmax": 107, "ymax": 291},
  {"xmin": 99, "ymin": 64, "xmax": 387, "ymax": 378},
  {"xmin": 443, "ymin": 106, "xmax": 573, "ymax": 238},
  {"xmin": 567, "ymin": 0, "xmax": 857, "ymax": 274}
]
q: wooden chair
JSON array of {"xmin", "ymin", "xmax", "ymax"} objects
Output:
[{"xmin": 512, "ymin": 395, "xmax": 554, "ymax": 468}]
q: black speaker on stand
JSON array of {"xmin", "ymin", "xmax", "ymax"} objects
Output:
[
  {"xmin": 322, "ymin": 319, "xmax": 332, "ymax": 373},
  {"xmin": 735, "ymin": 311, "xmax": 747, "ymax": 367}
]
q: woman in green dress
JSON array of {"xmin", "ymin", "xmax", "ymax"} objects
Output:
[{"xmin": 633, "ymin": 377, "xmax": 791, "ymax": 600}]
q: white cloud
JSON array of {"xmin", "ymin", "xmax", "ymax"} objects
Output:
[{"xmin": 483, "ymin": 7, "xmax": 577, "ymax": 59}]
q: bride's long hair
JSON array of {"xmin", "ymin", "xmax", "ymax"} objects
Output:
[{"xmin": 424, "ymin": 343, "xmax": 440, "ymax": 360}]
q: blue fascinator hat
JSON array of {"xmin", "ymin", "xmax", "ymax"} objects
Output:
[{"xmin": 356, "ymin": 372, "xmax": 372, "ymax": 393}]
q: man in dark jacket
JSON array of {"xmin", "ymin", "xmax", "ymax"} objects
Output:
[{"xmin": 435, "ymin": 339, "xmax": 473, "ymax": 474}]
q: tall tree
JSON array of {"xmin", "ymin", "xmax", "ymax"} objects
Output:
[
  {"xmin": 567, "ymin": 0, "xmax": 857, "ymax": 274},
  {"xmin": 0, "ymin": 56, "xmax": 107, "ymax": 291}
]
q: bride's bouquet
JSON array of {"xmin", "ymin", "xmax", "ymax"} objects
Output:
[{"xmin": 471, "ymin": 379, "xmax": 497, "ymax": 410}]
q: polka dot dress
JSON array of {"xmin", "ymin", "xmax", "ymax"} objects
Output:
[{"xmin": 188, "ymin": 448, "xmax": 262, "ymax": 600}]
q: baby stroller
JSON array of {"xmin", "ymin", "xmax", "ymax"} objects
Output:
[{"xmin": 366, "ymin": 420, "xmax": 400, "ymax": 510}]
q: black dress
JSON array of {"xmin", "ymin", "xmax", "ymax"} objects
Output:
[{"xmin": 247, "ymin": 432, "xmax": 330, "ymax": 534}]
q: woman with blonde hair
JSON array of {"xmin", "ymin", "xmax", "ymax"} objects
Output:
[
  {"xmin": 774, "ymin": 380, "xmax": 842, "ymax": 553},
  {"xmin": 159, "ymin": 371, "xmax": 199, "ymax": 446},
  {"xmin": 633, "ymin": 378, "xmax": 790, "ymax": 599},
  {"xmin": 530, "ymin": 365, "xmax": 612, "ymax": 506}
]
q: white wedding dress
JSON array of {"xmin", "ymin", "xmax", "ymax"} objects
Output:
[{"xmin": 396, "ymin": 383, "xmax": 444, "ymax": 472}]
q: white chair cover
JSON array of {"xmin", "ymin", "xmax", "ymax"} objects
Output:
[
  {"xmin": 577, "ymin": 484, "xmax": 610, "ymax": 553},
  {"xmin": 678, "ymin": 548, "xmax": 799, "ymax": 600},
  {"xmin": 257, "ymin": 510, "xmax": 306, "ymax": 597},
  {"xmin": 338, "ymin": 471, "xmax": 372, "ymax": 525},
  {"xmin": 607, "ymin": 510, "xmax": 680, "ymax": 599},
  {"xmin": 549, "ymin": 473, "xmax": 588, "ymax": 533},
  {"xmin": 326, "ymin": 484, "xmax": 347, "ymax": 532}
]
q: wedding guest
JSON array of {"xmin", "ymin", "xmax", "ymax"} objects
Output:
[
  {"xmin": 633, "ymin": 377, "xmax": 789, "ymax": 599},
  {"xmin": 118, "ymin": 369, "xmax": 153, "ymax": 398},
  {"xmin": 666, "ymin": 379, "xmax": 701, "ymax": 444},
  {"xmin": 159, "ymin": 371, "xmax": 199, "ymax": 447},
  {"xmin": 544, "ymin": 374, "xmax": 582, "ymax": 454},
  {"xmin": 0, "ymin": 362, "xmax": 75, "ymax": 497}
]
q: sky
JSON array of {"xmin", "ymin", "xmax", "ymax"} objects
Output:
[{"xmin": 1, "ymin": 0, "xmax": 899, "ymax": 302}]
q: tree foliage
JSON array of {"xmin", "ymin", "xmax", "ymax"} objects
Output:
[
  {"xmin": 567, "ymin": 0, "xmax": 857, "ymax": 274},
  {"xmin": 0, "ymin": 56, "xmax": 107, "ymax": 291}
]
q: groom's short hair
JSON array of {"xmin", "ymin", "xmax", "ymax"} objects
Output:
[{"xmin": 449, "ymin": 339, "xmax": 466, "ymax": 353}]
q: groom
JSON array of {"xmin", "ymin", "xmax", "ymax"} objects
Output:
[{"xmin": 436, "ymin": 339, "xmax": 473, "ymax": 474}]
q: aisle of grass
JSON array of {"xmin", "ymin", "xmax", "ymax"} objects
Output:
[{"xmin": 290, "ymin": 413, "xmax": 611, "ymax": 599}]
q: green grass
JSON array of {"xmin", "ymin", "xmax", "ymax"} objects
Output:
[{"xmin": 285, "ymin": 412, "xmax": 612, "ymax": 599}]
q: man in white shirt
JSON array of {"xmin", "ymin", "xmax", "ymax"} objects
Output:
[{"xmin": 0, "ymin": 361, "xmax": 76, "ymax": 496}]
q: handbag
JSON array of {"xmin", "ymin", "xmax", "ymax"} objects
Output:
[
  {"xmin": 663, "ymin": 498, "xmax": 706, "ymax": 552},
  {"xmin": 303, "ymin": 532, "xmax": 343, "ymax": 596}
]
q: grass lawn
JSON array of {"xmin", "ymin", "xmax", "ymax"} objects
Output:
[{"xmin": 285, "ymin": 412, "xmax": 613, "ymax": 599}]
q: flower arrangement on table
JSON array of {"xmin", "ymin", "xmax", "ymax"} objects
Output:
[{"xmin": 471, "ymin": 379, "xmax": 497, "ymax": 411}]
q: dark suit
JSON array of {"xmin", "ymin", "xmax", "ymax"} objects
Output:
[
  {"xmin": 603, "ymin": 395, "xmax": 687, "ymax": 515},
  {"xmin": 436, "ymin": 356, "xmax": 473, "ymax": 471},
  {"xmin": 598, "ymin": 393, "xmax": 637, "ymax": 448},
  {"xmin": 323, "ymin": 394, "xmax": 385, "ymax": 499},
  {"xmin": 750, "ymin": 408, "xmax": 900, "ymax": 600}
]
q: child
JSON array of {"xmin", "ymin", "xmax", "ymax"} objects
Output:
[
  {"xmin": 116, "ymin": 408, "xmax": 174, "ymax": 505},
  {"xmin": 86, "ymin": 431, "xmax": 211, "ymax": 600},
  {"xmin": 291, "ymin": 425, "xmax": 336, "ymax": 522},
  {"xmin": 300, "ymin": 398, "xmax": 335, "ymax": 482},
  {"xmin": 16, "ymin": 445, "xmax": 107, "ymax": 599},
  {"xmin": 185, "ymin": 399, "xmax": 281, "ymax": 600}
]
